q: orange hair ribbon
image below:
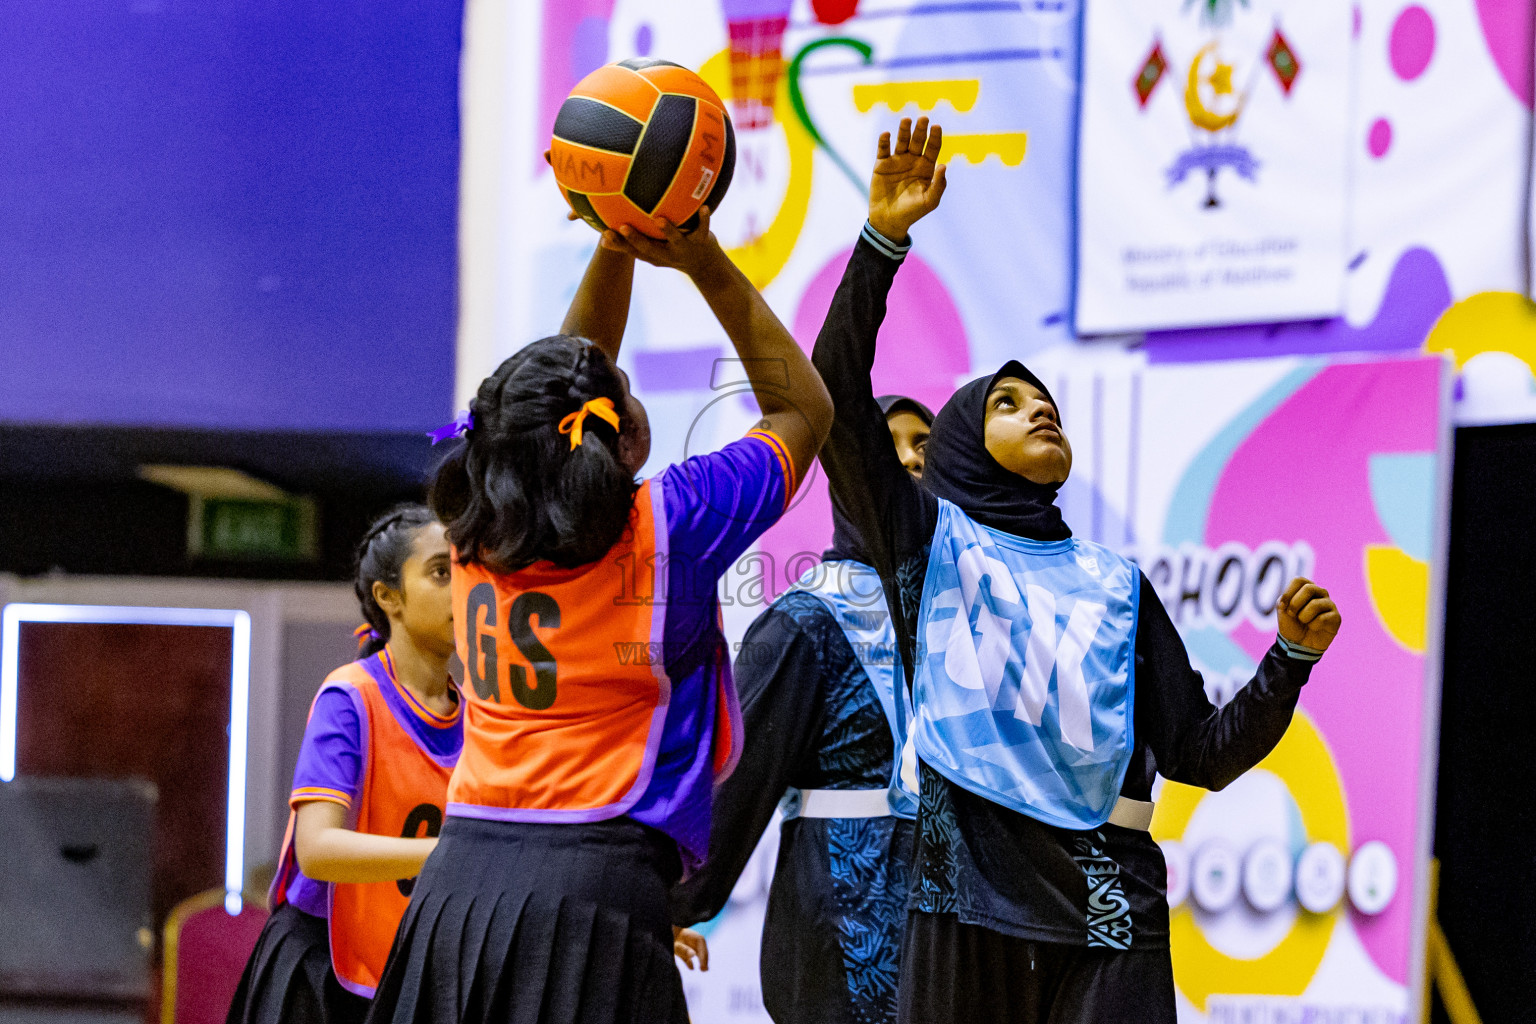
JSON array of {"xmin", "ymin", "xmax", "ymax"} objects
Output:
[{"xmin": 558, "ymin": 397, "xmax": 621, "ymax": 450}]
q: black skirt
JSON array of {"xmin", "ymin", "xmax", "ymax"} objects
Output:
[
  {"xmin": 366, "ymin": 815, "xmax": 689, "ymax": 1024},
  {"xmin": 896, "ymin": 911, "xmax": 1176, "ymax": 1024},
  {"xmin": 227, "ymin": 902, "xmax": 369, "ymax": 1024}
]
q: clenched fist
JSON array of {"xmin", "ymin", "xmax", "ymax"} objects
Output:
[{"xmin": 1276, "ymin": 578, "xmax": 1341, "ymax": 653}]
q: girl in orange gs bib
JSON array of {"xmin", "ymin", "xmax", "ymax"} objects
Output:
[
  {"xmin": 229, "ymin": 506, "xmax": 463, "ymax": 1024},
  {"xmin": 365, "ymin": 207, "xmax": 832, "ymax": 1024}
]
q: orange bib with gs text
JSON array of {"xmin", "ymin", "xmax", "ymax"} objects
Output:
[{"xmin": 447, "ymin": 476, "xmax": 692, "ymax": 822}]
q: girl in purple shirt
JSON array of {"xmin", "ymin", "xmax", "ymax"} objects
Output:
[{"xmin": 228, "ymin": 506, "xmax": 462, "ymax": 1024}]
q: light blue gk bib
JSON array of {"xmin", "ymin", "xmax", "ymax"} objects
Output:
[
  {"xmin": 912, "ymin": 498, "xmax": 1139, "ymax": 829},
  {"xmin": 788, "ymin": 559, "xmax": 917, "ymax": 819}
]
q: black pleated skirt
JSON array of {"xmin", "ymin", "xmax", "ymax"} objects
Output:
[
  {"xmin": 227, "ymin": 902, "xmax": 369, "ymax": 1024},
  {"xmin": 366, "ymin": 815, "xmax": 689, "ymax": 1024}
]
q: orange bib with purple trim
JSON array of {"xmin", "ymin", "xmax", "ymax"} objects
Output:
[
  {"xmin": 322, "ymin": 662, "xmax": 458, "ymax": 997},
  {"xmin": 447, "ymin": 476, "xmax": 737, "ymax": 820}
]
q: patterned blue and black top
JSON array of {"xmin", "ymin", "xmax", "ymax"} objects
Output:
[
  {"xmin": 809, "ymin": 228, "xmax": 1320, "ymax": 951},
  {"xmin": 672, "ymin": 587, "xmax": 913, "ymax": 1024}
]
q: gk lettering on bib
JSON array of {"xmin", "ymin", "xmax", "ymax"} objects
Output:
[{"xmin": 912, "ymin": 498, "xmax": 1139, "ymax": 829}]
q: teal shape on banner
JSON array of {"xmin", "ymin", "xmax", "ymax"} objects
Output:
[
  {"xmin": 1367, "ymin": 453, "xmax": 1435, "ymax": 562},
  {"xmin": 1162, "ymin": 364, "xmax": 1320, "ymax": 547}
]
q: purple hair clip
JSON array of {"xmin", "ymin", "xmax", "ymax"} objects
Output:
[{"xmin": 428, "ymin": 409, "xmax": 474, "ymax": 445}]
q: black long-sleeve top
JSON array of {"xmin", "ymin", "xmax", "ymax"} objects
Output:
[
  {"xmin": 672, "ymin": 589, "xmax": 914, "ymax": 1022},
  {"xmin": 811, "ymin": 232, "xmax": 1317, "ymax": 947}
]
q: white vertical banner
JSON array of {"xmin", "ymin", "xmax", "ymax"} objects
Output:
[{"xmin": 1075, "ymin": 0, "xmax": 1352, "ymax": 334}]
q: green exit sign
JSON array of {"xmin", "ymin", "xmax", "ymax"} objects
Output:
[{"xmin": 190, "ymin": 496, "xmax": 317, "ymax": 562}]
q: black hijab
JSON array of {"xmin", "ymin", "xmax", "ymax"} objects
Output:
[
  {"xmin": 922, "ymin": 360, "xmax": 1071, "ymax": 541},
  {"xmin": 824, "ymin": 394, "xmax": 935, "ymax": 565}
]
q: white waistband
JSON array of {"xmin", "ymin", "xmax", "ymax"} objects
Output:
[
  {"xmin": 797, "ymin": 790, "xmax": 1153, "ymax": 827},
  {"xmin": 797, "ymin": 788, "xmax": 892, "ymax": 818},
  {"xmin": 1108, "ymin": 797, "xmax": 1155, "ymax": 831}
]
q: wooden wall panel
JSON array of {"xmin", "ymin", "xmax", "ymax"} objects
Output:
[{"xmin": 17, "ymin": 622, "xmax": 232, "ymax": 929}]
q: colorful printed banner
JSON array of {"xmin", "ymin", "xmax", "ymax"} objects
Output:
[{"xmin": 1075, "ymin": 0, "xmax": 1352, "ymax": 333}]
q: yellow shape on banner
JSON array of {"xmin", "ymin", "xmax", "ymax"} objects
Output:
[
  {"xmin": 1185, "ymin": 42, "xmax": 1242, "ymax": 132},
  {"xmin": 943, "ymin": 132, "xmax": 1028, "ymax": 166},
  {"xmin": 1151, "ymin": 709, "xmax": 1349, "ymax": 1011},
  {"xmin": 851, "ymin": 79, "xmax": 980, "ymax": 113},
  {"xmin": 1364, "ymin": 545, "xmax": 1429, "ymax": 653},
  {"xmin": 1423, "ymin": 290, "xmax": 1536, "ymax": 374},
  {"xmin": 700, "ymin": 50, "xmax": 816, "ymax": 290},
  {"xmin": 1209, "ymin": 62, "xmax": 1234, "ymax": 96}
]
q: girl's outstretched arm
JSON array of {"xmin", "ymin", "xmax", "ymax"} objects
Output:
[
  {"xmin": 1141, "ymin": 576, "xmax": 1341, "ymax": 791},
  {"xmin": 812, "ymin": 118, "xmax": 948, "ymax": 585}
]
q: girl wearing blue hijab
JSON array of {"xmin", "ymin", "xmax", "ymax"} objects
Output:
[{"xmin": 811, "ymin": 118, "xmax": 1342, "ymax": 1023}]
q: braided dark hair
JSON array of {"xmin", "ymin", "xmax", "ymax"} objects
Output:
[
  {"xmin": 354, "ymin": 504, "xmax": 437, "ymax": 658},
  {"xmin": 430, "ymin": 335, "xmax": 637, "ymax": 572}
]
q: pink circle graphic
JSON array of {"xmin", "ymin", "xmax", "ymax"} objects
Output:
[
  {"xmin": 1474, "ymin": 0, "xmax": 1534, "ymax": 109},
  {"xmin": 1367, "ymin": 118, "xmax": 1393, "ymax": 158},
  {"xmin": 1388, "ymin": 5, "xmax": 1435, "ymax": 81}
]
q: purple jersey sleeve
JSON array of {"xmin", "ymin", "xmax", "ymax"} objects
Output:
[
  {"xmin": 289, "ymin": 686, "xmax": 363, "ymax": 810},
  {"xmin": 659, "ymin": 430, "xmax": 791, "ymax": 583}
]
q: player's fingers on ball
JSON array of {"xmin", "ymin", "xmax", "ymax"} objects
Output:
[
  {"xmin": 655, "ymin": 217, "xmax": 683, "ymax": 243},
  {"xmin": 694, "ymin": 205, "xmax": 712, "ymax": 235},
  {"xmin": 620, "ymin": 227, "xmax": 666, "ymax": 261},
  {"xmin": 598, "ymin": 233, "xmax": 634, "ymax": 256},
  {"xmin": 896, "ymin": 118, "xmax": 912, "ymax": 154}
]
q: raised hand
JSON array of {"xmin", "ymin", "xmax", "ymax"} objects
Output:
[
  {"xmin": 868, "ymin": 116, "xmax": 948, "ymax": 243},
  {"xmin": 1276, "ymin": 578, "xmax": 1341, "ymax": 653}
]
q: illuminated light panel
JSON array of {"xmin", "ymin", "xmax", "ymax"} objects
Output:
[
  {"xmin": 943, "ymin": 132, "xmax": 1028, "ymax": 166},
  {"xmin": 851, "ymin": 79, "xmax": 980, "ymax": 112},
  {"xmin": 0, "ymin": 603, "xmax": 252, "ymax": 915}
]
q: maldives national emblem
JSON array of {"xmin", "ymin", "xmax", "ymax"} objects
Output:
[{"xmin": 1132, "ymin": 0, "xmax": 1303, "ymax": 208}]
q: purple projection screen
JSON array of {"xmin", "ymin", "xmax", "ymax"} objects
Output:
[{"xmin": 0, "ymin": 2, "xmax": 461, "ymax": 432}]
